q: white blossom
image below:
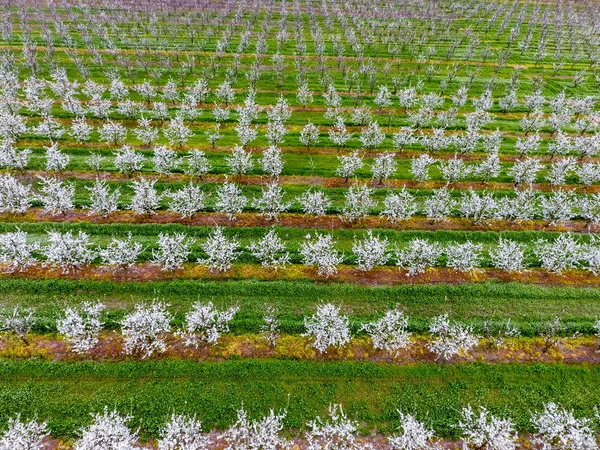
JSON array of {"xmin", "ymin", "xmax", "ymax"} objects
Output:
[
  {"xmin": 168, "ymin": 183, "xmax": 207, "ymax": 218},
  {"xmin": 362, "ymin": 309, "xmax": 412, "ymax": 355},
  {"xmin": 99, "ymin": 233, "xmax": 143, "ymax": 269},
  {"xmin": 179, "ymin": 301, "xmax": 238, "ymax": 347},
  {"xmin": 300, "ymin": 234, "xmax": 344, "ymax": 278},
  {"xmin": 57, "ymin": 301, "xmax": 104, "ymax": 354},
  {"xmin": 114, "ymin": 146, "xmax": 145, "ymax": 175},
  {"xmin": 531, "ymin": 403, "xmax": 598, "ymax": 450},
  {"xmin": 153, "ymin": 146, "xmax": 180, "ymax": 174},
  {"xmin": 158, "ymin": 414, "xmax": 210, "ymax": 450},
  {"xmin": 130, "ymin": 178, "xmax": 161, "ymax": 215},
  {"xmin": 121, "ymin": 301, "xmax": 172, "ymax": 358},
  {"xmin": 226, "ymin": 145, "xmax": 254, "ymax": 175},
  {"xmin": 185, "ymin": 150, "xmax": 212, "ymax": 179},
  {"xmin": 428, "ymin": 314, "xmax": 479, "ymax": 360},
  {"xmin": 341, "ymin": 184, "xmax": 375, "ymax": 222},
  {"xmin": 396, "ymin": 239, "xmax": 442, "ymax": 276},
  {"xmin": 459, "ymin": 406, "xmax": 517, "ymax": 450},
  {"xmin": 490, "ymin": 238, "xmax": 526, "ymax": 272},
  {"xmin": 220, "ymin": 407, "xmax": 288, "ymax": 450},
  {"xmin": 198, "ymin": 227, "xmax": 240, "ymax": 272},
  {"xmin": 43, "ymin": 230, "xmax": 94, "ymax": 272},
  {"xmin": 352, "ymin": 230, "xmax": 390, "ymax": 271},
  {"xmin": 87, "ymin": 180, "xmax": 120, "ymax": 217},
  {"xmin": 298, "ymin": 189, "xmax": 331, "ymax": 216},
  {"xmin": 0, "ymin": 415, "xmax": 48, "ymax": 450},
  {"xmin": 0, "ymin": 229, "xmax": 39, "ymax": 272},
  {"xmin": 215, "ymin": 181, "xmax": 247, "ymax": 220},
  {"xmin": 248, "ymin": 228, "xmax": 290, "ymax": 270},
  {"xmin": 152, "ymin": 233, "xmax": 194, "ymax": 271}
]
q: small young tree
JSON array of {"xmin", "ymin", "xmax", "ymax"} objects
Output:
[
  {"xmin": 428, "ymin": 314, "xmax": 479, "ymax": 361},
  {"xmin": 114, "ymin": 146, "xmax": 145, "ymax": 176},
  {"xmin": 98, "ymin": 120, "xmax": 128, "ymax": 146},
  {"xmin": 424, "ymin": 188, "xmax": 455, "ymax": 222},
  {"xmin": 121, "ymin": 301, "xmax": 172, "ymax": 358},
  {"xmin": 98, "ymin": 233, "xmax": 143, "ymax": 270},
  {"xmin": 43, "ymin": 230, "xmax": 94, "ymax": 273},
  {"xmin": 0, "ymin": 307, "xmax": 35, "ymax": 344},
  {"xmin": 352, "ymin": 230, "xmax": 390, "ymax": 271},
  {"xmin": 220, "ymin": 407, "xmax": 289, "ymax": 450},
  {"xmin": 396, "ymin": 239, "xmax": 443, "ymax": 276},
  {"xmin": 303, "ymin": 304, "xmax": 351, "ymax": 353},
  {"xmin": 57, "ymin": 301, "xmax": 104, "ymax": 354},
  {"xmin": 158, "ymin": 414, "xmax": 210, "ymax": 450},
  {"xmin": 490, "ymin": 238, "xmax": 526, "ymax": 272},
  {"xmin": 362, "ymin": 309, "xmax": 412, "ymax": 356},
  {"xmin": 261, "ymin": 146, "xmax": 284, "ymax": 177},
  {"xmin": 381, "ymin": 189, "xmax": 419, "ymax": 222},
  {"xmin": 248, "ymin": 228, "xmax": 290, "ymax": 270},
  {"xmin": 335, "ymin": 151, "xmax": 363, "ymax": 182},
  {"xmin": 198, "ymin": 227, "xmax": 240, "ymax": 272},
  {"xmin": 329, "ymin": 116, "xmax": 353, "ymax": 147},
  {"xmin": 130, "ymin": 178, "xmax": 162, "ymax": 215},
  {"xmin": 531, "ymin": 403, "xmax": 598, "ymax": 450},
  {"xmin": 388, "ymin": 411, "xmax": 438, "ymax": 450},
  {"xmin": 0, "ymin": 414, "xmax": 48, "ymax": 450},
  {"xmin": 298, "ymin": 189, "xmax": 332, "ymax": 216},
  {"xmin": 87, "ymin": 180, "xmax": 120, "ymax": 217},
  {"xmin": 360, "ymin": 121, "xmax": 386, "ymax": 149},
  {"xmin": 168, "ymin": 183, "xmax": 207, "ymax": 218},
  {"xmin": 153, "ymin": 146, "xmax": 180, "ymax": 174},
  {"xmin": 0, "ymin": 229, "xmax": 39, "ymax": 272},
  {"xmin": 459, "ymin": 406, "xmax": 517, "ymax": 450},
  {"xmin": 445, "ymin": 241, "xmax": 483, "ymax": 272},
  {"xmin": 252, "ymin": 182, "xmax": 291, "ymax": 220},
  {"xmin": 178, "ymin": 301, "xmax": 239, "ymax": 348},
  {"xmin": 134, "ymin": 117, "xmax": 159, "ymax": 145},
  {"xmin": 74, "ymin": 408, "xmax": 139, "ymax": 450},
  {"xmin": 215, "ymin": 181, "xmax": 247, "ymax": 220},
  {"xmin": 261, "ymin": 305, "xmax": 280, "ymax": 350}
]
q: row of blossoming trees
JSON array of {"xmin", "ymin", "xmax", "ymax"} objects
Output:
[
  {"xmin": 2, "ymin": 301, "xmax": 598, "ymax": 360},
  {"xmin": 3, "ymin": 401, "xmax": 600, "ymax": 450}
]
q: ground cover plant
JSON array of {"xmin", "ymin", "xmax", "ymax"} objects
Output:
[{"xmin": 0, "ymin": 0, "xmax": 600, "ymax": 446}]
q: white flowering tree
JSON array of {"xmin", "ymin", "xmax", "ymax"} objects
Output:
[
  {"xmin": 44, "ymin": 143, "xmax": 69, "ymax": 172},
  {"xmin": 300, "ymin": 233, "xmax": 344, "ymax": 277},
  {"xmin": 336, "ymin": 151, "xmax": 363, "ymax": 182},
  {"xmin": 130, "ymin": 178, "xmax": 162, "ymax": 215},
  {"xmin": 215, "ymin": 181, "xmax": 247, "ymax": 220},
  {"xmin": 220, "ymin": 407, "xmax": 289, "ymax": 450},
  {"xmin": 360, "ymin": 121, "xmax": 386, "ymax": 148},
  {"xmin": 114, "ymin": 146, "xmax": 145, "ymax": 176},
  {"xmin": 198, "ymin": 227, "xmax": 240, "ymax": 272},
  {"xmin": 153, "ymin": 146, "xmax": 180, "ymax": 174},
  {"xmin": 428, "ymin": 314, "xmax": 479, "ymax": 361},
  {"xmin": 98, "ymin": 233, "xmax": 143, "ymax": 269},
  {"xmin": 303, "ymin": 303, "xmax": 351, "ymax": 353},
  {"xmin": 388, "ymin": 411, "xmax": 438, "ymax": 450},
  {"xmin": 298, "ymin": 189, "xmax": 331, "ymax": 216},
  {"xmin": 459, "ymin": 405, "xmax": 517, "ymax": 450},
  {"xmin": 341, "ymin": 184, "xmax": 375, "ymax": 222},
  {"xmin": 252, "ymin": 182, "xmax": 291, "ymax": 220},
  {"xmin": 57, "ymin": 301, "xmax": 105, "ymax": 354},
  {"xmin": 0, "ymin": 229, "xmax": 39, "ymax": 272},
  {"xmin": 352, "ymin": 230, "xmax": 390, "ymax": 271},
  {"xmin": 396, "ymin": 239, "xmax": 443, "ymax": 276},
  {"xmin": 371, "ymin": 152, "xmax": 397, "ymax": 183},
  {"xmin": 381, "ymin": 189, "xmax": 418, "ymax": 222},
  {"xmin": 534, "ymin": 234, "xmax": 581, "ymax": 274},
  {"xmin": 226, "ymin": 145, "xmax": 254, "ymax": 175},
  {"xmin": 0, "ymin": 175, "xmax": 32, "ymax": 214},
  {"xmin": 43, "ymin": 230, "xmax": 94, "ymax": 273},
  {"xmin": 185, "ymin": 150, "xmax": 212, "ymax": 180},
  {"xmin": 121, "ymin": 301, "xmax": 172, "ymax": 358},
  {"xmin": 0, "ymin": 414, "xmax": 48, "ymax": 450},
  {"xmin": 411, "ymin": 155, "xmax": 436, "ymax": 182},
  {"xmin": 490, "ymin": 238, "xmax": 526, "ymax": 272},
  {"xmin": 98, "ymin": 120, "xmax": 128, "ymax": 146},
  {"xmin": 164, "ymin": 117, "xmax": 193, "ymax": 148},
  {"xmin": 445, "ymin": 241, "xmax": 483, "ymax": 272},
  {"xmin": 300, "ymin": 121, "xmax": 320, "ymax": 149},
  {"xmin": 424, "ymin": 188, "xmax": 454, "ymax": 222},
  {"xmin": 87, "ymin": 180, "xmax": 120, "ymax": 217},
  {"xmin": 248, "ymin": 228, "xmax": 290, "ymax": 270},
  {"xmin": 306, "ymin": 404, "xmax": 362, "ymax": 450},
  {"xmin": 0, "ymin": 307, "xmax": 35, "ymax": 344},
  {"xmin": 178, "ymin": 301, "xmax": 239, "ymax": 348},
  {"xmin": 37, "ymin": 176, "xmax": 75, "ymax": 215},
  {"xmin": 168, "ymin": 183, "xmax": 207, "ymax": 218},
  {"xmin": 74, "ymin": 408, "xmax": 139, "ymax": 450},
  {"xmin": 362, "ymin": 310, "xmax": 412, "ymax": 356},
  {"xmin": 531, "ymin": 403, "xmax": 598, "ymax": 450},
  {"xmin": 261, "ymin": 146, "xmax": 284, "ymax": 178},
  {"xmin": 152, "ymin": 233, "xmax": 194, "ymax": 271},
  {"xmin": 158, "ymin": 414, "xmax": 210, "ymax": 450}
]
